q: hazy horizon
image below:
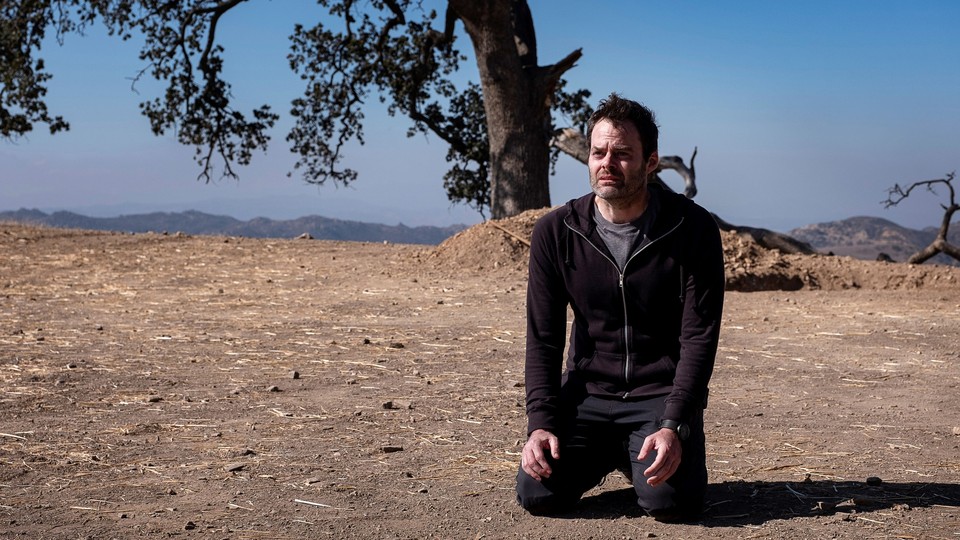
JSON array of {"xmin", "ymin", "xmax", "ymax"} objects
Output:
[{"xmin": 4, "ymin": 203, "xmax": 956, "ymax": 236}]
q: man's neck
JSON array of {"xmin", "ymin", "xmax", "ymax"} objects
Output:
[{"xmin": 595, "ymin": 188, "xmax": 649, "ymax": 224}]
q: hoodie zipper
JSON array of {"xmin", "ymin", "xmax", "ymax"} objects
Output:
[{"xmin": 565, "ymin": 217, "xmax": 684, "ymax": 391}]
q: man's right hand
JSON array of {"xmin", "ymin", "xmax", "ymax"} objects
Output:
[{"xmin": 521, "ymin": 429, "xmax": 560, "ymax": 481}]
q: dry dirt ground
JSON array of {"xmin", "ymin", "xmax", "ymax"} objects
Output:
[{"xmin": 2, "ymin": 213, "xmax": 959, "ymax": 539}]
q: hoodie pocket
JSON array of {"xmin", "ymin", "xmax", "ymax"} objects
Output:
[
  {"xmin": 574, "ymin": 350, "xmax": 622, "ymax": 383},
  {"xmin": 629, "ymin": 354, "xmax": 677, "ymax": 384}
]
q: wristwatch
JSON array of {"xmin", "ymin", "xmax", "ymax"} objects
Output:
[{"xmin": 658, "ymin": 419, "xmax": 690, "ymax": 441}]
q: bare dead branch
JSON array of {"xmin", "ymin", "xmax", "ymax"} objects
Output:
[
  {"xmin": 885, "ymin": 171, "xmax": 958, "ymax": 265},
  {"xmin": 548, "ymin": 131, "xmax": 815, "ymax": 254},
  {"xmin": 658, "ymin": 146, "xmax": 698, "ymax": 199},
  {"xmin": 550, "ymin": 127, "xmax": 589, "ymax": 164},
  {"xmin": 550, "ymin": 128, "xmax": 699, "ymax": 198},
  {"xmin": 540, "ymin": 48, "xmax": 582, "ymax": 87},
  {"xmin": 712, "ymin": 214, "xmax": 817, "ymax": 255}
]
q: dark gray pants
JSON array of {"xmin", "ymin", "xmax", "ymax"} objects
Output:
[{"xmin": 515, "ymin": 394, "xmax": 706, "ymax": 520}]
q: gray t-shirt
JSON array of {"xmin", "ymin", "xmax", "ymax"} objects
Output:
[{"xmin": 593, "ymin": 188, "xmax": 660, "ymax": 271}]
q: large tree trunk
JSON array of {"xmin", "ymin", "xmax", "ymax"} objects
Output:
[{"xmin": 451, "ymin": 0, "xmax": 555, "ymax": 219}]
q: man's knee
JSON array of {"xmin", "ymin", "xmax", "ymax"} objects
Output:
[
  {"xmin": 516, "ymin": 492, "xmax": 576, "ymax": 516},
  {"xmin": 515, "ymin": 469, "xmax": 577, "ymax": 515}
]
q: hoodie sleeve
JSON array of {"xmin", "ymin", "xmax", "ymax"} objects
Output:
[
  {"xmin": 524, "ymin": 213, "xmax": 570, "ymax": 435},
  {"xmin": 663, "ymin": 204, "xmax": 725, "ymax": 423}
]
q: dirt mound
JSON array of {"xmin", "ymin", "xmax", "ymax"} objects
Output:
[
  {"xmin": 721, "ymin": 228, "xmax": 960, "ymax": 291},
  {"xmin": 430, "ymin": 207, "xmax": 548, "ymax": 274},
  {"xmin": 431, "ymin": 211, "xmax": 960, "ymax": 291}
]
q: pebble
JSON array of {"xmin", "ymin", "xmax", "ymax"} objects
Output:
[{"xmin": 382, "ymin": 400, "xmax": 412, "ymax": 410}]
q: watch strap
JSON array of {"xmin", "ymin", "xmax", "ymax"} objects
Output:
[
  {"xmin": 659, "ymin": 419, "xmax": 690, "ymax": 441},
  {"xmin": 658, "ymin": 419, "xmax": 681, "ymax": 431}
]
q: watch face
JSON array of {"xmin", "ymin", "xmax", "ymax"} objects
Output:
[{"xmin": 678, "ymin": 424, "xmax": 691, "ymax": 441}]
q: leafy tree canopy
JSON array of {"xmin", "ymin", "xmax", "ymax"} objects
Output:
[{"xmin": 1, "ymin": 0, "xmax": 592, "ymax": 218}]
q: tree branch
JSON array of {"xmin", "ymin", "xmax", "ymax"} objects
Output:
[
  {"xmin": 193, "ymin": 0, "xmax": 246, "ymax": 73},
  {"xmin": 550, "ymin": 127, "xmax": 700, "ymax": 198},
  {"xmin": 534, "ymin": 48, "xmax": 582, "ymax": 101},
  {"xmin": 548, "ymin": 130, "xmax": 816, "ymax": 254},
  {"xmin": 886, "ymin": 171, "xmax": 959, "ymax": 265},
  {"xmin": 658, "ymin": 146, "xmax": 698, "ymax": 199},
  {"xmin": 550, "ymin": 127, "xmax": 589, "ymax": 164},
  {"xmin": 543, "ymin": 48, "xmax": 582, "ymax": 81},
  {"xmin": 376, "ymin": 0, "xmax": 405, "ymax": 59}
]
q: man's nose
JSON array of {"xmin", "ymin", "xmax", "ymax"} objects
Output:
[{"xmin": 598, "ymin": 152, "xmax": 614, "ymax": 168}]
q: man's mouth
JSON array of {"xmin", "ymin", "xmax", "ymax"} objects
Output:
[{"xmin": 598, "ymin": 169, "xmax": 621, "ymax": 183}]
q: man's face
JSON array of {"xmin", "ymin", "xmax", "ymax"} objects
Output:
[{"xmin": 588, "ymin": 119, "xmax": 658, "ymax": 203}]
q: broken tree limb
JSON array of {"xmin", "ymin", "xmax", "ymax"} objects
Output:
[
  {"xmin": 550, "ymin": 129, "xmax": 815, "ymax": 255},
  {"xmin": 712, "ymin": 215, "xmax": 816, "ymax": 255},
  {"xmin": 552, "ymin": 128, "xmax": 697, "ymax": 199},
  {"xmin": 657, "ymin": 148, "xmax": 697, "ymax": 199},
  {"xmin": 884, "ymin": 171, "xmax": 959, "ymax": 265}
]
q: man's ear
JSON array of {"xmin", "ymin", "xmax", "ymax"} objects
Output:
[{"xmin": 646, "ymin": 151, "xmax": 660, "ymax": 172}]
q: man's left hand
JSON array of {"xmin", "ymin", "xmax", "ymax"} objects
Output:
[{"xmin": 638, "ymin": 428, "xmax": 682, "ymax": 487}]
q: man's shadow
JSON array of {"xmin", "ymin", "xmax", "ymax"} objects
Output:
[{"xmin": 566, "ymin": 479, "xmax": 960, "ymax": 525}]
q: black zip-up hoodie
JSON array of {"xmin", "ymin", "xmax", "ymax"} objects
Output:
[{"xmin": 525, "ymin": 185, "xmax": 725, "ymax": 435}]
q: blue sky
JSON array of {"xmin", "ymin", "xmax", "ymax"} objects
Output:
[{"xmin": 2, "ymin": 0, "xmax": 958, "ymax": 231}]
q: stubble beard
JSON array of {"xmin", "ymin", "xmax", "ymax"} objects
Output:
[{"xmin": 591, "ymin": 167, "xmax": 649, "ymax": 208}]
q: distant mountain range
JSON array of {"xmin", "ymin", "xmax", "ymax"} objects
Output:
[
  {"xmin": 0, "ymin": 209, "xmax": 466, "ymax": 246},
  {"xmin": 789, "ymin": 216, "xmax": 959, "ymax": 265},
  {"xmin": 2, "ymin": 209, "xmax": 958, "ymax": 264}
]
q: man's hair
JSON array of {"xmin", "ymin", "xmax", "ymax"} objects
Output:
[{"xmin": 587, "ymin": 93, "xmax": 659, "ymax": 159}]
